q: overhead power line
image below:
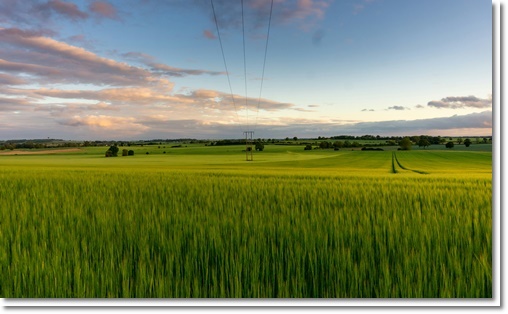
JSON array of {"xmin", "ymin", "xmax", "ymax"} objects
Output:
[
  {"xmin": 254, "ymin": 0, "xmax": 274, "ymax": 133},
  {"xmin": 210, "ymin": 0, "xmax": 241, "ymax": 127},
  {"xmin": 210, "ymin": 0, "xmax": 274, "ymax": 137},
  {"xmin": 241, "ymin": 0, "xmax": 249, "ymax": 130}
]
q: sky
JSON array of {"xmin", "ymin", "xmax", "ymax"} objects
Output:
[{"xmin": 0, "ymin": 0, "xmax": 493, "ymax": 140}]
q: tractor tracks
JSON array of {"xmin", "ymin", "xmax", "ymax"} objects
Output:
[{"xmin": 391, "ymin": 152, "xmax": 429, "ymax": 174}]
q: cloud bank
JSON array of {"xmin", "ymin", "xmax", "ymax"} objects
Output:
[{"xmin": 0, "ymin": 2, "xmax": 492, "ymax": 141}]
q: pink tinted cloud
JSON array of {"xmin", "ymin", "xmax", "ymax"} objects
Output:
[
  {"xmin": 0, "ymin": 72, "xmax": 28, "ymax": 85},
  {"xmin": 122, "ymin": 51, "xmax": 224, "ymax": 77},
  {"xmin": 60, "ymin": 114, "xmax": 149, "ymax": 133},
  {"xmin": 273, "ymin": 0, "xmax": 331, "ymax": 29},
  {"xmin": 33, "ymin": 86, "xmax": 184, "ymax": 105},
  {"xmin": 182, "ymin": 89, "xmax": 294, "ymax": 112},
  {"xmin": 0, "ymin": 58, "xmax": 62, "ymax": 77},
  {"xmin": 203, "ymin": 29, "xmax": 217, "ymax": 40},
  {"xmin": 0, "ymin": 28, "xmax": 159, "ymax": 86},
  {"xmin": 353, "ymin": 0, "xmax": 377, "ymax": 15},
  {"xmin": 28, "ymin": 85, "xmax": 293, "ymax": 114},
  {"xmin": 89, "ymin": 1, "xmax": 118, "ymax": 19},
  {"xmin": 149, "ymin": 63, "xmax": 224, "ymax": 77},
  {"xmin": 209, "ymin": 0, "xmax": 331, "ymax": 31},
  {"xmin": 42, "ymin": 0, "xmax": 89, "ymax": 20}
]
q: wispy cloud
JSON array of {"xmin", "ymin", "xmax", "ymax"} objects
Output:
[
  {"xmin": 0, "ymin": 72, "xmax": 28, "ymax": 85},
  {"xmin": 0, "ymin": 0, "xmax": 120, "ymax": 30},
  {"xmin": 32, "ymin": 87, "xmax": 181, "ymax": 105},
  {"xmin": 0, "ymin": 96, "xmax": 34, "ymax": 112},
  {"xmin": 0, "ymin": 28, "xmax": 159, "ymax": 86},
  {"xmin": 387, "ymin": 105, "xmax": 410, "ymax": 111},
  {"xmin": 203, "ymin": 29, "xmax": 217, "ymax": 40},
  {"xmin": 149, "ymin": 63, "xmax": 225, "ymax": 77},
  {"xmin": 353, "ymin": 0, "xmax": 376, "ymax": 15},
  {"xmin": 427, "ymin": 95, "xmax": 491, "ymax": 109},
  {"xmin": 203, "ymin": 0, "xmax": 332, "ymax": 31},
  {"xmin": 88, "ymin": 1, "xmax": 119, "ymax": 20},
  {"xmin": 0, "ymin": 28, "xmax": 223, "ymax": 93},
  {"xmin": 37, "ymin": 0, "xmax": 89, "ymax": 21},
  {"xmin": 361, "ymin": 108, "xmax": 375, "ymax": 112},
  {"xmin": 122, "ymin": 51, "xmax": 225, "ymax": 77},
  {"xmin": 58, "ymin": 114, "xmax": 149, "ymax": 135},
  {"xmin": 0, "ymin": 23, "xmax": 298, "ymax": 140},
  {"xmin": 274, "ymin": 0, "xmax": 331, "ymax": 29}
]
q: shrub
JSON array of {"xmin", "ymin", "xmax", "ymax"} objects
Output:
[
  {"xmin": 255, "ymin": 142, "xmax": 264, "ymax": 151},
  {"xmin": 399, "ymin": 137, "xmax": 412, "ymax": 150}
]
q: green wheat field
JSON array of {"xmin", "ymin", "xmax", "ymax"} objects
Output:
[{"xmin": 0, "ymin": 144, "xmax": 492, "ymax": 298}]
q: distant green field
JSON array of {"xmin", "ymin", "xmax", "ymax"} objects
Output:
[{"xmin": 0, "ymin": 145, "xmax": 492, "ymax": 298}]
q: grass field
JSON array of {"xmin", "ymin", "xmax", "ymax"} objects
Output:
[{"xmin": 0, "ymin": 144, "xmax": 492, "ymax": 298}]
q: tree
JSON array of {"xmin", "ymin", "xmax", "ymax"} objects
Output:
[
  {"xmin": 333, "ymin": 141, "xmax": 343, "ymax": 149},
  {"xmin": 457, "ymin": 138, "xmax": 463, "ymax": 145},
  {"xmin": 122, "ymin": 149, "xmax": 128, "ymax": 156},
  {"xmin": 293, "ymin": 136, "xmax": 298, "ymax": 141},
  {"xmin": 304, "ymin": 144, "xmax": 312, "ymax": 150},
  {"xmin": 255, "ymin": 142, "xmax": 264, "ymax": 151},
  {"xmin": 445, "ymin": 141, "xmax": 454, "ymax": 149},
  {"xmin": 464, "ymin": 138, "xmax": 472, "ymax": 147},
  {"xmin": 399, "ymin": 137, "xmax": 412, "ymax": 150},
  {"xmin": 418, "ymin": 139, "xmax": 430, "ymax": 149},
  {"xmin": 319, "ymin": 141, "xmax": 330, "ymax": 149},
  {"xmin": 106, "ymin": 145, "xmax": 119, "ymax": 157},
  {"xmin": 128, "ymin": 150, "xmax": 134, "ymax": 156}
]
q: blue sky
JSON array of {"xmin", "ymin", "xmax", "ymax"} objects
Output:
[{"xmin": 0, "ymin": 0, "xmax": 493, "ymax": 140}]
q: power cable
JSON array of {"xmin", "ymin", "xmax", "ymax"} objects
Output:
[
  {"xmin": 253, "ymin": 0, "xmax": 274, "ymax": 133},
  {"xmin": 211, "ymin": 0, "xmax": 274, "ymax": 138},
  {"xmin": 210, "ymin": 0, "xmax": 241, "ymax": 129},
  {"xmin": 241, "ymin": 0, "xmax": 249, "ymax": 130}
]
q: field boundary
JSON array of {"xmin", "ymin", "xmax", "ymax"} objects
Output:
[{"xmin": 393, "ymin": 152, "xmax": 429, "ymax": 174}]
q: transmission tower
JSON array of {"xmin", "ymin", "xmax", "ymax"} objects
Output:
[{"xmin": 244, "ymin": 131, "xmax": 254, "ymax": 161}]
